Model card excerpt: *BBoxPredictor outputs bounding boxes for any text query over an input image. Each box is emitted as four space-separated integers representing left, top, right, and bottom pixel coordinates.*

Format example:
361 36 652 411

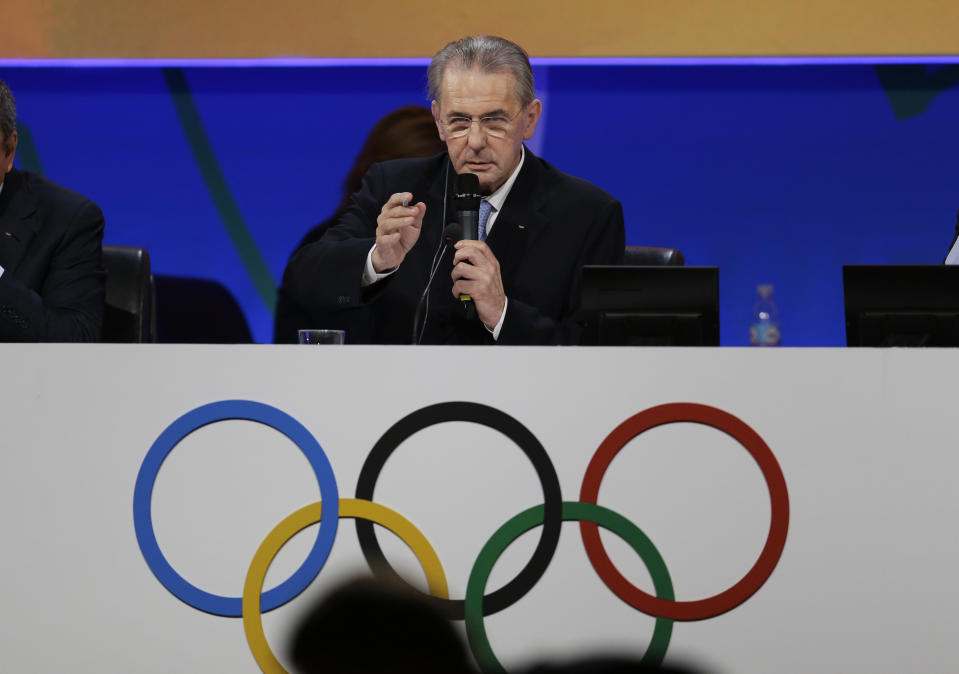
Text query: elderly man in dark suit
283 35 624 345
0 78 105 341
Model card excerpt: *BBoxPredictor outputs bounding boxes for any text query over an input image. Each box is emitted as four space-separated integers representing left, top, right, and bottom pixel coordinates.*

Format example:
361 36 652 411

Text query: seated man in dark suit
0 78 105 341
282 35 624 345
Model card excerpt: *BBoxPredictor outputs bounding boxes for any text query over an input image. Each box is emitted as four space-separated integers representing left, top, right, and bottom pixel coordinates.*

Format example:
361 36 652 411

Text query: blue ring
133 400 339 617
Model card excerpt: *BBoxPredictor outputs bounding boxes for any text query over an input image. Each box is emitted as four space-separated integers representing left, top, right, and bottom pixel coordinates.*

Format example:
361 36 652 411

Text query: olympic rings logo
133 400 789 673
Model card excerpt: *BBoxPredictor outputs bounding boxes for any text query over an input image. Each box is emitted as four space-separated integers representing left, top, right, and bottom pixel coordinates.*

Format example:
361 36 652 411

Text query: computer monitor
843 265 959 347
580 266 719 346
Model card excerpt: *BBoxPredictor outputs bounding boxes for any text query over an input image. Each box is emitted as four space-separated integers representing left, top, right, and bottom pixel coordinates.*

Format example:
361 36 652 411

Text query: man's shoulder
16 169 98 209
1 170 104 237
527 153 619 206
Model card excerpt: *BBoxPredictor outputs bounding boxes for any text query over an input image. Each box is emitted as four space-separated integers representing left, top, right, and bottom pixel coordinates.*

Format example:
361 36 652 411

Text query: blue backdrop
3 60 957 344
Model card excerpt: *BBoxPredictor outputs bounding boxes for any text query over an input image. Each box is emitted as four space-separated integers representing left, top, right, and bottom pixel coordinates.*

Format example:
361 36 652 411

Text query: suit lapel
487 149 547 289
0 169 39 275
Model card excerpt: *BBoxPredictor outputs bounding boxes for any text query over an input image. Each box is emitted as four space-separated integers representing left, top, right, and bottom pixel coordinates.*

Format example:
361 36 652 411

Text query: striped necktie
478 199 493 241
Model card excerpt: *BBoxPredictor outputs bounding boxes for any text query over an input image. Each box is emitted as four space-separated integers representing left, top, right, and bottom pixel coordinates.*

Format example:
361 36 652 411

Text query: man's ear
2 129 17 174
522 99 542 141
431 100 447 142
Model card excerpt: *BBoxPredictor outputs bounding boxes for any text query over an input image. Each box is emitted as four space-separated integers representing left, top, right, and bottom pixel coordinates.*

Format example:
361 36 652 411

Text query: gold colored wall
2 0 957 59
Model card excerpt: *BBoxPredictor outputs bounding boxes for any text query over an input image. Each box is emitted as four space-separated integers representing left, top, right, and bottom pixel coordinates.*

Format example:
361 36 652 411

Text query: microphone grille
454 172 481 210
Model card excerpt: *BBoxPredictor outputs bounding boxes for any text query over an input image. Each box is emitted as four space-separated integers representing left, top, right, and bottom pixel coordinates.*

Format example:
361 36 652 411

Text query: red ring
579 403 789 621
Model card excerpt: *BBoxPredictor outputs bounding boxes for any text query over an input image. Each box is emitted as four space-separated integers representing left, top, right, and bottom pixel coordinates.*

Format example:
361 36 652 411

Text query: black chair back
624 246 685 266
102 245 154 343
153 275 252 343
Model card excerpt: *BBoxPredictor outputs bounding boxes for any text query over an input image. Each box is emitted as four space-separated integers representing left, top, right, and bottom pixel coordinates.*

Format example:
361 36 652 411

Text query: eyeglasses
443 111 518 139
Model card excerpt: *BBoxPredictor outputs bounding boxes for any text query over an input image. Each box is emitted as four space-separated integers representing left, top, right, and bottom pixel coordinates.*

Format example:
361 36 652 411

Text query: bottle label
750 323 781 346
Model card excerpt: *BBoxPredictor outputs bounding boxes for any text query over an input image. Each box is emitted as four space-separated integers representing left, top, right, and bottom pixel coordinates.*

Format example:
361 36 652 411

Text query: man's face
432 67 541 195
1 130 16 179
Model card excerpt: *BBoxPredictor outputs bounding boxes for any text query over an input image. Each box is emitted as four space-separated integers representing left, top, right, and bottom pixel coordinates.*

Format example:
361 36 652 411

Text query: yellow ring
242 498 450 674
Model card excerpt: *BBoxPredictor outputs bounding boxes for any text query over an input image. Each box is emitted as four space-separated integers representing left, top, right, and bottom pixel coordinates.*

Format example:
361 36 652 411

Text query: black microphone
454 172 481 240
442 221 463 243
453 173 481 318
411 222 462 344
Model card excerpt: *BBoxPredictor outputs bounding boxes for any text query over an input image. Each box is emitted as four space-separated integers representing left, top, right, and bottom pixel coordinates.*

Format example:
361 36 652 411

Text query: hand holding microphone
452 173 481 318
451 173 506 329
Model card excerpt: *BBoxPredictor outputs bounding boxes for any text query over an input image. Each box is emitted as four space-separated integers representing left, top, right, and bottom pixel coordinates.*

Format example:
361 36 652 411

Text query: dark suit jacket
274 214 375 344
0 169 105 341
282 149 624 345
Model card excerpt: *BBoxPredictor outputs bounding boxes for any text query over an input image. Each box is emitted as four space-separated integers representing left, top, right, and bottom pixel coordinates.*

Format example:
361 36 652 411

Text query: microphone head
442 221 462 242
453 172 481 211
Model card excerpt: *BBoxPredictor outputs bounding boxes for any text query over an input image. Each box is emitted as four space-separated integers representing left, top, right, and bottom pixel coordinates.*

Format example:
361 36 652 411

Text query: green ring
465 501 675 673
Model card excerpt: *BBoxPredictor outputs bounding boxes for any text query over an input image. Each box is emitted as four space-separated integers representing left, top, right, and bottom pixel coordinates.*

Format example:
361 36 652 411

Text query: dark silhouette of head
287 577 473 674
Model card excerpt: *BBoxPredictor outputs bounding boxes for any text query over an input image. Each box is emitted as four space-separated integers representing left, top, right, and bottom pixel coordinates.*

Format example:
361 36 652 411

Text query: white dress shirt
945 236 959 265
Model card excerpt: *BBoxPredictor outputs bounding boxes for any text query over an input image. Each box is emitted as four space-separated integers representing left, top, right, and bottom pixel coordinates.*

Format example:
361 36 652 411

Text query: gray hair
0 78 15 149
427 35 535 109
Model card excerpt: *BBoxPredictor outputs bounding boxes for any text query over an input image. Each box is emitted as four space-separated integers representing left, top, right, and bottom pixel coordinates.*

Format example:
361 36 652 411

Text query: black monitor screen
580 266 719 346
843 265 959 347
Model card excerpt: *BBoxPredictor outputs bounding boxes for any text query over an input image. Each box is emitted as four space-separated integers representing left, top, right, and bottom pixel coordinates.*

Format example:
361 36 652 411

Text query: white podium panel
0 345 956 673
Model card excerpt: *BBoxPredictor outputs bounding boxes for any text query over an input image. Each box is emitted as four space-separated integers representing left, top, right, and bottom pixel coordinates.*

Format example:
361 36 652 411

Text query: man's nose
466 122 487 150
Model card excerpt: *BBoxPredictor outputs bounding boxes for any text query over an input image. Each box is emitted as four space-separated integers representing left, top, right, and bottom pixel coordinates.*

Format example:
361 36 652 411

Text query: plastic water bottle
749 284 781 346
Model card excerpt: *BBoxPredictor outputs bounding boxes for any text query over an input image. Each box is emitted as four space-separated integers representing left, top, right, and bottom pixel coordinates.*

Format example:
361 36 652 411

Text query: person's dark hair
0 78 16 150
337 105 445 213
428 35 535 109
288 577 473 674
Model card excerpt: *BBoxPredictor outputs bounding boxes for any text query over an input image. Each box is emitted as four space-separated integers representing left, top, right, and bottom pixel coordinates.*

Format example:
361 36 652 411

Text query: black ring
355 401 562 620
